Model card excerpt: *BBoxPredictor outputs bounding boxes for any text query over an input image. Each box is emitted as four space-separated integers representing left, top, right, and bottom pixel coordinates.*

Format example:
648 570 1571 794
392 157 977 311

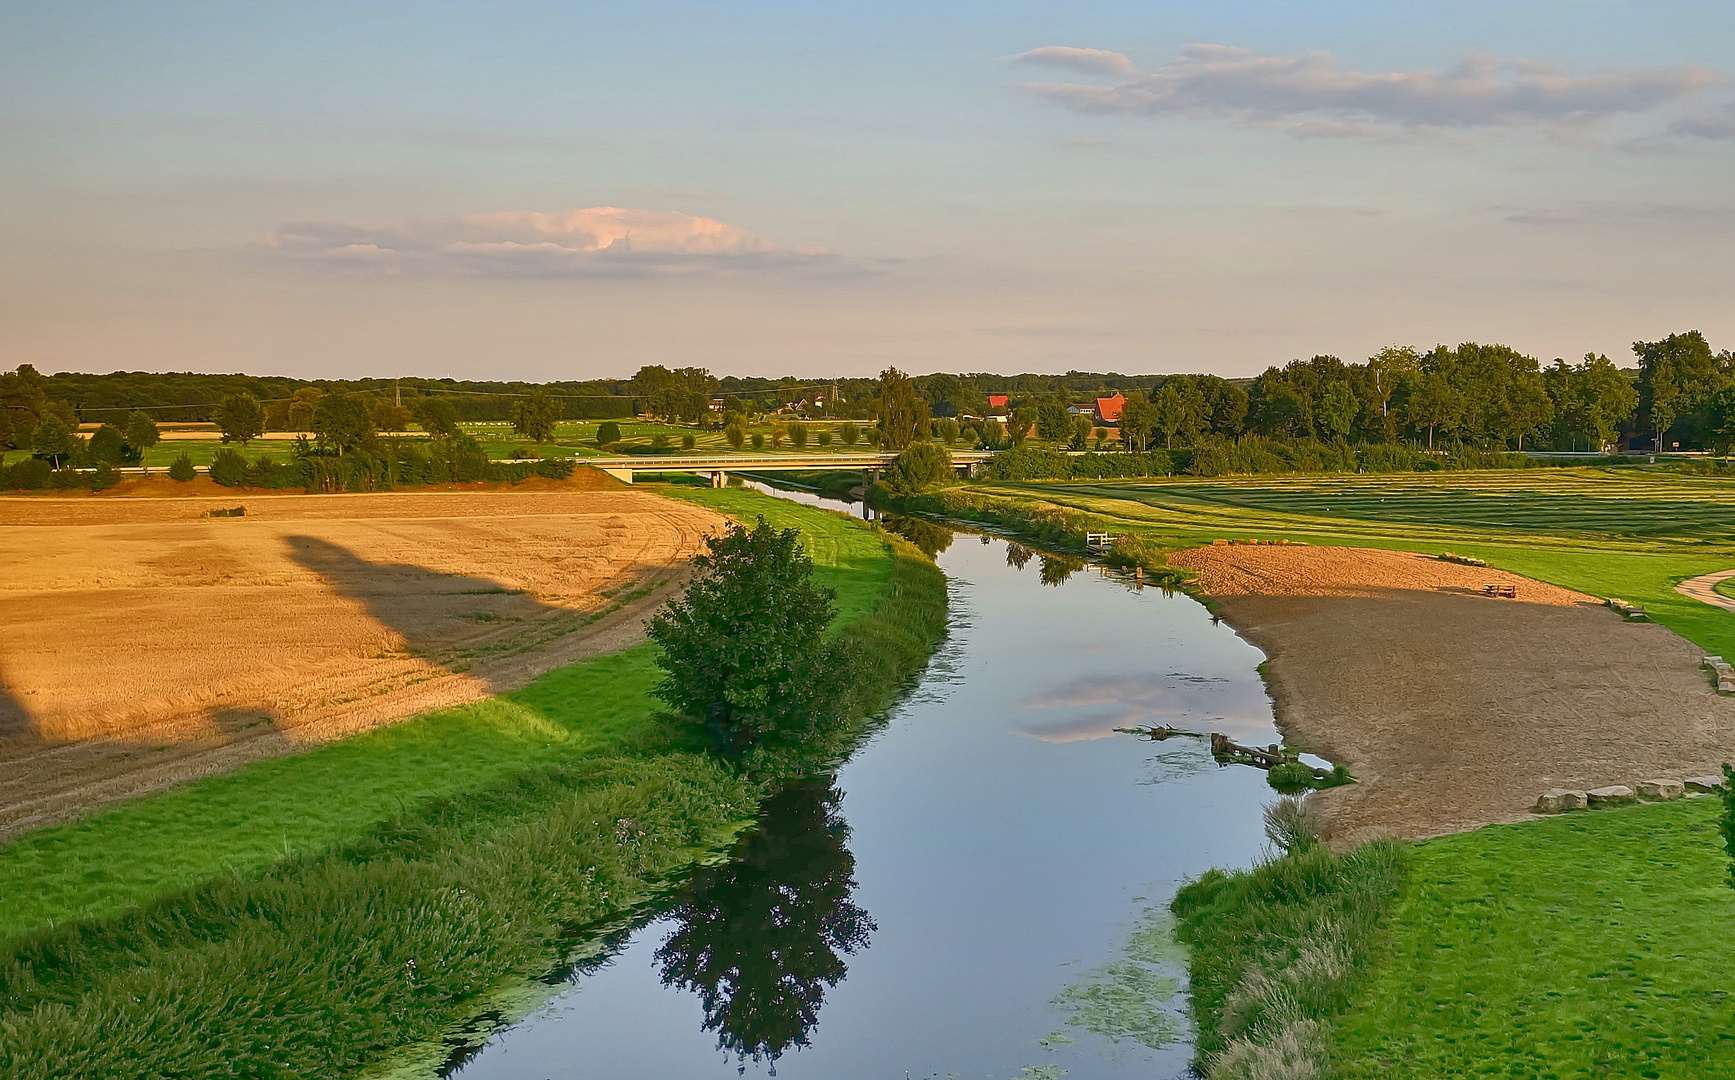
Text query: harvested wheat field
1169 544 1735 840
0 483 724 835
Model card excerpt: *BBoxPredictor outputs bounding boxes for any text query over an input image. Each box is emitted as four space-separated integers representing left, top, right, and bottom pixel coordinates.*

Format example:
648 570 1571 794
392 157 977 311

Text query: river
444 481 1281 1079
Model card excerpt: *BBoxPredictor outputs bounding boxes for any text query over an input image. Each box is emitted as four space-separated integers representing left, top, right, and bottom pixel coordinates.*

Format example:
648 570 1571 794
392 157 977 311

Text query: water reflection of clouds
1017 673 1275 744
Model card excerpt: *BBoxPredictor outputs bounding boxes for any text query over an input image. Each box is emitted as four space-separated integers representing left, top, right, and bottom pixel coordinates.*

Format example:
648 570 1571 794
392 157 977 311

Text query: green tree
724 420 747 450
30 411 77 467
788 423 808 449
937 417 961 446
1036 397 1071 441
875 368 928 451
124 411 160 472
286 388 324 432
88 423 129 465
839 422 860 447
371 399 412 434
167 452 196 481
312 394 375 455
751 432 765 450
213 393 265 445
1154 379 1207 449
1006 406 1036 448
0 364 47 450
647 517 838 753
1069 414 1092 450
410 396 460 438
1404 372 1461 449
879 441 952 497
1317 382 1358 441
510 389 561 444
1635 330 1721 451
596 420 622 447
1366 345 1421 440
1118 392 1156 452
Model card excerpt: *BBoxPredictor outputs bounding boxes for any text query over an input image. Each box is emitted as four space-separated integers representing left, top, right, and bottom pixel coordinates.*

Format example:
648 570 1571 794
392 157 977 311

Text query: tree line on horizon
3 329 1732 459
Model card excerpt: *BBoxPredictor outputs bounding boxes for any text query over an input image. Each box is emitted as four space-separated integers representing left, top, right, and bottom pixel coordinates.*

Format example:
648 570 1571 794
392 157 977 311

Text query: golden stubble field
0 483 724 835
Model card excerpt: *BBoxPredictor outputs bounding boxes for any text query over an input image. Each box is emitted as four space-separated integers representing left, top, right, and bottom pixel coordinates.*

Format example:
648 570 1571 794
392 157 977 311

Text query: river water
447 483 1280 1080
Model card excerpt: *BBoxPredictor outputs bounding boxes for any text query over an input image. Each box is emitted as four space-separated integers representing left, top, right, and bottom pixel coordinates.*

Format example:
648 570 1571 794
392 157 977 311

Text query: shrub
789 423 808 449
878 441 952 497
751 432 765 450
6 458 51 489
1263 795 1322 854
681 433 697 451
1266 761 1317 792
816 430 832 447
596 421 621 447
88 463 120 491
651 433 670 450
167 453 196 482
208 448 249 487
839 423 859 447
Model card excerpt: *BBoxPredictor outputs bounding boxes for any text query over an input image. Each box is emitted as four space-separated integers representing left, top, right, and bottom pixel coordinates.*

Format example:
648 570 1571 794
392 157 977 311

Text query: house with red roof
1094 394 1126 424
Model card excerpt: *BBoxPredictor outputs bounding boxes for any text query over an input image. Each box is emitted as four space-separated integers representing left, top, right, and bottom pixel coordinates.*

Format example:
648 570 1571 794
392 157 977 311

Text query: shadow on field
282 535 573 666
0 678 30 742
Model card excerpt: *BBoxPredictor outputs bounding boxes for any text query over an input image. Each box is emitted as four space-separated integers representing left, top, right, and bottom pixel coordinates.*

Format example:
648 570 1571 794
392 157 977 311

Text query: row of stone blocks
1704 655 1735 694
1535 776 1723 813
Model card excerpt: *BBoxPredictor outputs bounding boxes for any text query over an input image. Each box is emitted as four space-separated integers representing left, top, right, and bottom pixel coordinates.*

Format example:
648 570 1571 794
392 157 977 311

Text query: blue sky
2 1 1731 379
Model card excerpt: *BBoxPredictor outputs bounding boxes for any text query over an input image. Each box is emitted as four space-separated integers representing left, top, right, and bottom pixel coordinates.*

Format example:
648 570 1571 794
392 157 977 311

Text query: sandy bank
1169 544 1735 840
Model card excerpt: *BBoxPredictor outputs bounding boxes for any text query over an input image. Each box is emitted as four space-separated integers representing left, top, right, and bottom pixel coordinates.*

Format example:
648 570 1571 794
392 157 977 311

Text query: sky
2 1 1732 381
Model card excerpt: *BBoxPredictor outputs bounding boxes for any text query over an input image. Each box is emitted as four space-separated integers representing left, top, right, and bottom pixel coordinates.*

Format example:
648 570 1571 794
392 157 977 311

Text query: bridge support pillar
862 468 880 490
601 468 635 484
709 470 728 488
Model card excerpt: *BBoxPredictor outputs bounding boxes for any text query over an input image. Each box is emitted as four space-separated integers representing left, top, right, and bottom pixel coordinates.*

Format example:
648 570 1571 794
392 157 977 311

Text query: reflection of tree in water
1005 541 1034 570
879 514 953 558
655 780 875 1072
1039 553 1084 586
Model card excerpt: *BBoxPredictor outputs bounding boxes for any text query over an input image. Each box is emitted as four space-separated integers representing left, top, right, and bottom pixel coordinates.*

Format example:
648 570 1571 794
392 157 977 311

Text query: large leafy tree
509 388 561 443
1117 392 1156 452
312 394 375 455
648 517 838 753
879 441 952 496
0 364 47 450
410 395 460 438
30 411 77 467
1153 378 1207 449
1404 372 1461 449
124 411 160 471
875 367 928 450
1635 330 1722 451
213 392 264 445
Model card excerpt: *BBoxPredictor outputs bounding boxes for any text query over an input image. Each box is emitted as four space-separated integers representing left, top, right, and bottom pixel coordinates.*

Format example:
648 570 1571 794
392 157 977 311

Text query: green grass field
0 484 893 942
1334 797 1735 1078
979 467 1735 657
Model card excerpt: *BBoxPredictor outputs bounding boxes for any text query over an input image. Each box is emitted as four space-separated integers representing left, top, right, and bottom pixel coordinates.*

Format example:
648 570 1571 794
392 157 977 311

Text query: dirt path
1169 545 1735 840
1676 569 1735 615
0 485 724 837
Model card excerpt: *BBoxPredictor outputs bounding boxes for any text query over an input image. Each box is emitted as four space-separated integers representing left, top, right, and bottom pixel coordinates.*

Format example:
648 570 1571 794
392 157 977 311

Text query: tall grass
0 514 949 1079
1171 832 1409 1079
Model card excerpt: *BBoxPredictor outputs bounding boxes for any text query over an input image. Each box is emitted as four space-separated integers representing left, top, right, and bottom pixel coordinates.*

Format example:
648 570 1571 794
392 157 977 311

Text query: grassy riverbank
1334 797 1735 1077
1173 834 1409 1078
0 486 947 1079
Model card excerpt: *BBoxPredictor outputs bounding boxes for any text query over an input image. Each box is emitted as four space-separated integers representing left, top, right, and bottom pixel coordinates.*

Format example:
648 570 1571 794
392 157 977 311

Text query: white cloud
1010 46 1138 78
1016 44 1719 139
261 206 827 277
1672 104 1735 139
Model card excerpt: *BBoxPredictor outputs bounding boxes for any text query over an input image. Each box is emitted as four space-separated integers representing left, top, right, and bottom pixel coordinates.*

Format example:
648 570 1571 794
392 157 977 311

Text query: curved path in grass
1675 569 1735 614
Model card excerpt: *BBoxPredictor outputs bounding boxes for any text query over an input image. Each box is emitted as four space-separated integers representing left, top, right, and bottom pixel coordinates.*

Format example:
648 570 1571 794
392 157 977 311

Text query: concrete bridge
578 450 996 487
